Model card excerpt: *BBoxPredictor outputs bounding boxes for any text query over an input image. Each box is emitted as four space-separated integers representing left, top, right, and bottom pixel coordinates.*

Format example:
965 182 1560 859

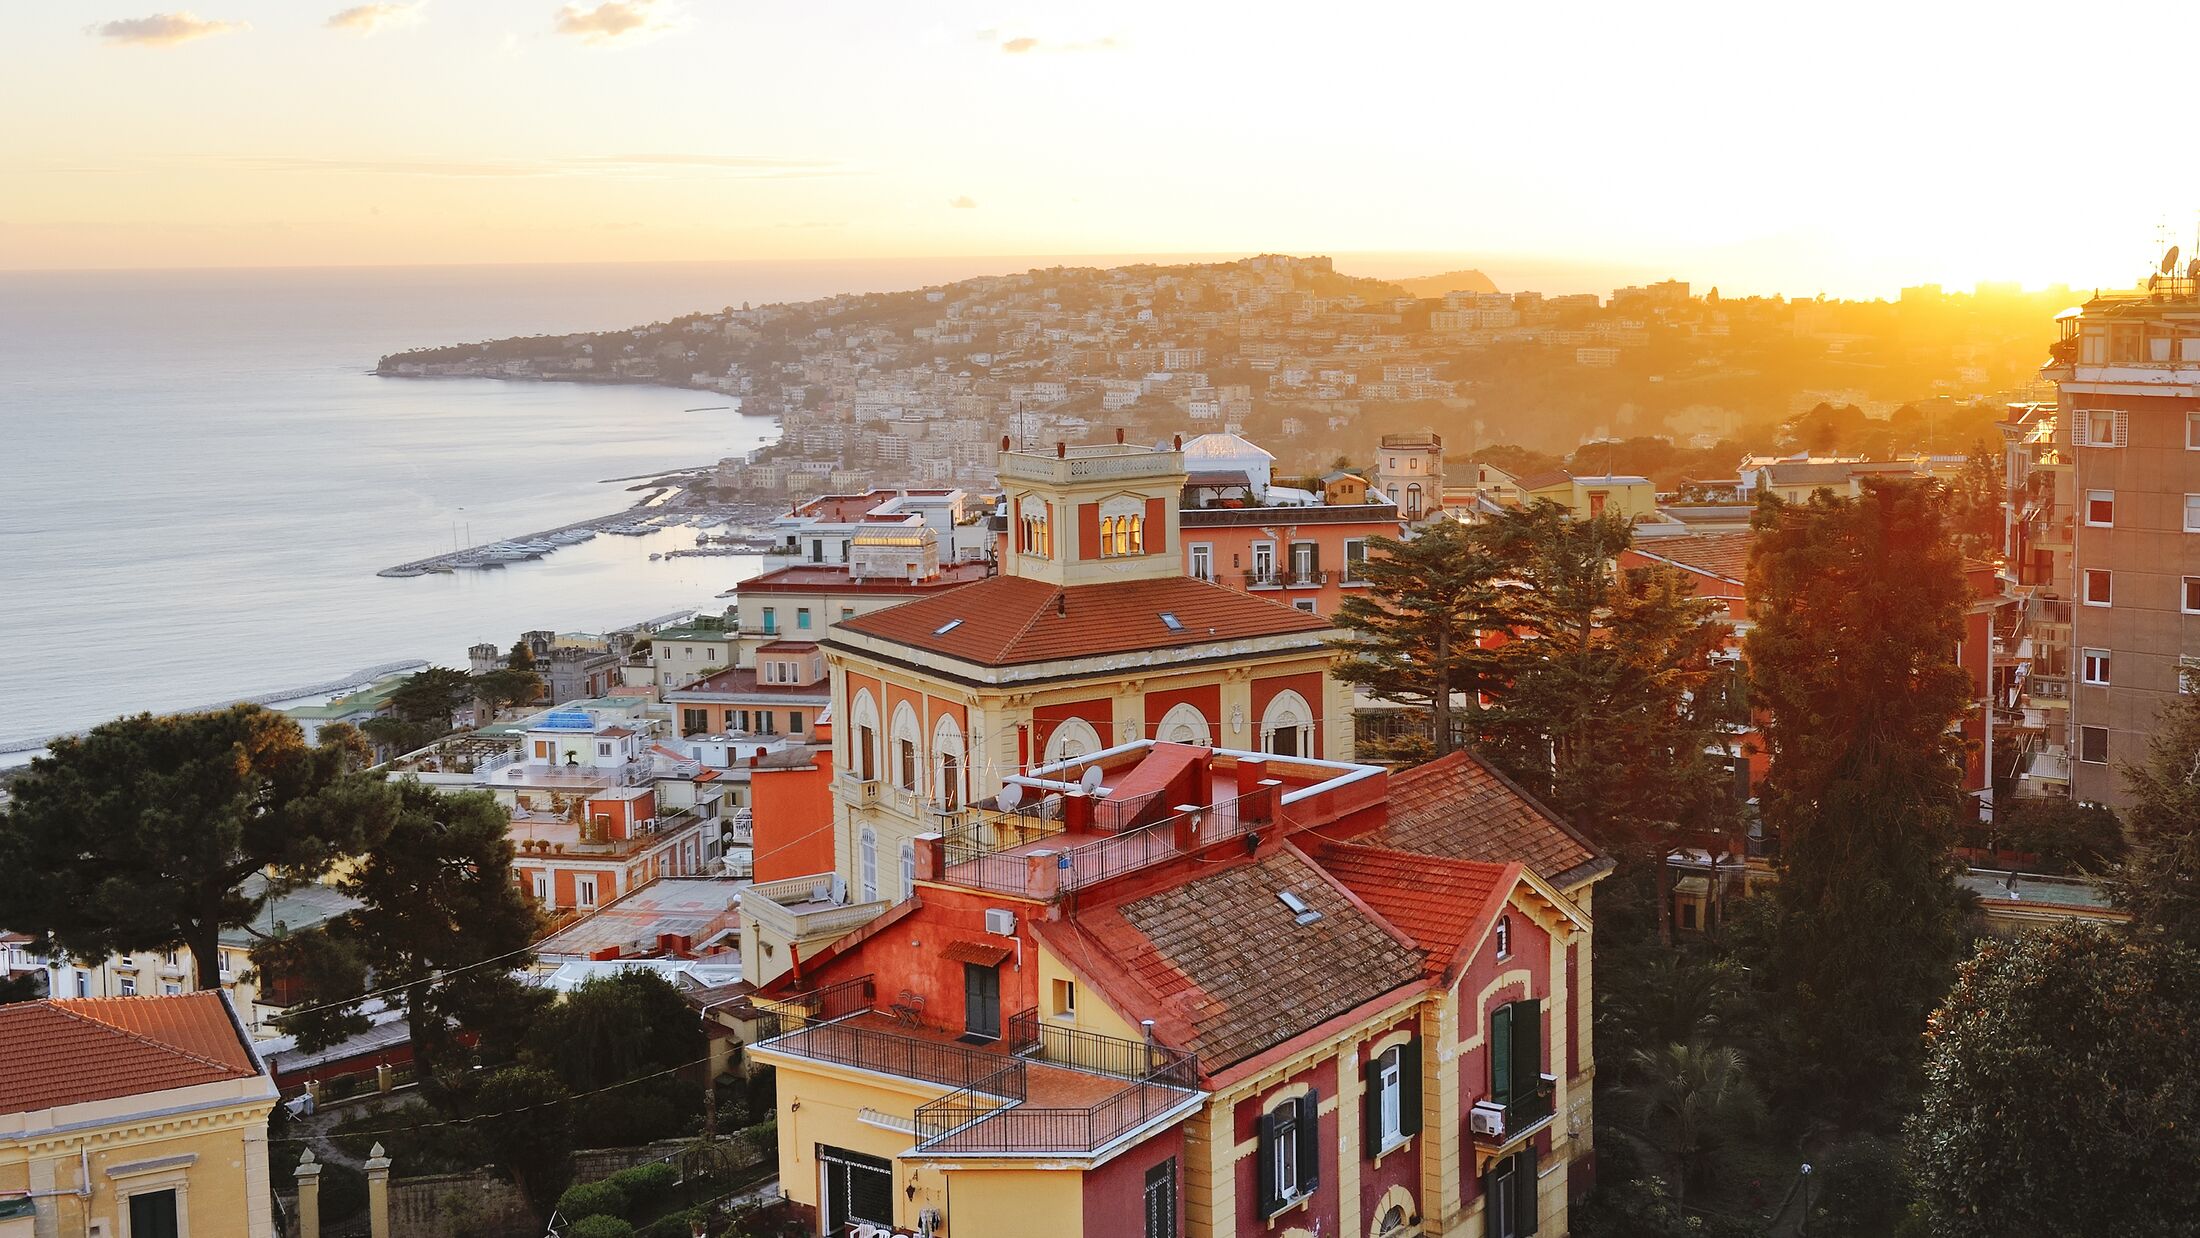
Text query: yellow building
749 743 1611 1238
1513 470 1660 523
741 438 1355 986
0 991 278 1238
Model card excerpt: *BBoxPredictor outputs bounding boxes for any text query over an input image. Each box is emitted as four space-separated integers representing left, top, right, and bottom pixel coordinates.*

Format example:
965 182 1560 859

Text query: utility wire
267 944 540 1024
267 1055 712 1142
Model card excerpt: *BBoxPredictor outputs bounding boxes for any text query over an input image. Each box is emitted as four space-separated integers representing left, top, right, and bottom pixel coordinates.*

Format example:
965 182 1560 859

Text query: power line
267 944 540 1024
268 1055 711 1142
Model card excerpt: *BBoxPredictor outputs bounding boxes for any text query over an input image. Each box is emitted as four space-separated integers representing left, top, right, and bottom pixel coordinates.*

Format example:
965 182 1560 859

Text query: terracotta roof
1038 849 1422 1073
1515 469 1574 491
1366 751 1608 889
667 667 829 698
831 574 1329 667
1184 470 1252 488
1316 844 1516 980
938 938 1014 967
738 562 993 595
1627 531 1756 583
0 993 261 1113
1764 461 1855 487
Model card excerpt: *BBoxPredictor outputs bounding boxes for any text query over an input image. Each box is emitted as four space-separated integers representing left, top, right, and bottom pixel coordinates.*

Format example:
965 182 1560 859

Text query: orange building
749 713 838 883
749 740 1610 1238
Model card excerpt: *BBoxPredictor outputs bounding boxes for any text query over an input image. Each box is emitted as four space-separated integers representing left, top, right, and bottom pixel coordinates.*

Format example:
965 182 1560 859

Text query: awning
939 938 1013 967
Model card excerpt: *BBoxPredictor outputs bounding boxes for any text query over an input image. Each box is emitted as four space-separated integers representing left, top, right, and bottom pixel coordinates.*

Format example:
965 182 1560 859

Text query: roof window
1277 890 1322 925
934 619 964 636
1159 611 1184 632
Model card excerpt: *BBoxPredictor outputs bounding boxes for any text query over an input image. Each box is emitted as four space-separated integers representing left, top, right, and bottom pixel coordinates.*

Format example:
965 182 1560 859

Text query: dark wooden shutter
1256 1111 1278 1215
1145 496 1169 553
1490 1003 1514 1110
1510 999 1543 1121
1296 1090 1322 1195
1482 1165 1501 1238
1516 1145 1540 1235
1400 1038 1423 1136
1362 1055 1384 1156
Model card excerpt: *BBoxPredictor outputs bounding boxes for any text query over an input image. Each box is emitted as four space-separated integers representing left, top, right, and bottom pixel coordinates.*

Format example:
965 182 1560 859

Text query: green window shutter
1363 1056 1385 1156
1516 1146 1540 1235
1490 1003 1514 1109
1510 999 1543 1122
1400 1038 1423 1136
1483 1166 1502 1238
1296 1090 1322 1195
1256 1111 1278 1214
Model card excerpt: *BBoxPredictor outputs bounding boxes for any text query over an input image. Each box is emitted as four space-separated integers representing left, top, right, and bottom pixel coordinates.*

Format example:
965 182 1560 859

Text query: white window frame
2085 490 2115 528
899 841 915 898
533 873 552 905
2188 410 2200 450
859 827 878 903
2084 568 2113 607
2185 577 2200 616
2185 495 2200 533
2076 409 2128 448
576 877 598 908
1495 914 1512 961
1269 1103 1301 1204
2082 647 2111 686
1189 543 1213 583
1293 599 1317 614
2181 655 2200 695
1377 1047 1405 1147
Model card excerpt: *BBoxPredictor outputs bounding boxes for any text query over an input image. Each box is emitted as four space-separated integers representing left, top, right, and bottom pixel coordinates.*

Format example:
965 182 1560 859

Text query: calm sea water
0 260 1036 747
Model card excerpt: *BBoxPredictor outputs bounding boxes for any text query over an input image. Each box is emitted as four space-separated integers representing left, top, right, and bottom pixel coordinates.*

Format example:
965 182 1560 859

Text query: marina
377 507 780 577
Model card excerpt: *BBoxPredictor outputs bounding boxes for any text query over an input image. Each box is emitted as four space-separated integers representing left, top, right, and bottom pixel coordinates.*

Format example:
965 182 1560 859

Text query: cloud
326 3 424 34
948 196 978 209
89 12 247 46
998 34 1120 54
206 153 842 180
552 0 670 43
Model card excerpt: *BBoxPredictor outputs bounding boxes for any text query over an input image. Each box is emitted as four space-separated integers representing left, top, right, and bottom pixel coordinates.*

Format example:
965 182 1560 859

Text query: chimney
913 832 945 883
1000 435 1011 451
1115 427 1126 444
1171 803 1204 852
1025 849 1063 900
1056 441 1067 458
1062 790 1093 833
1172 433 1183 450
1056 593 1068 617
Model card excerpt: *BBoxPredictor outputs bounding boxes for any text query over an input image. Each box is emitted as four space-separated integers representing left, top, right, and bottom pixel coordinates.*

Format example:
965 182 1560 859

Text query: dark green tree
1471 502 1738 852
472 667 545 715
1941 440 2004 561
1998 797 2123 874
473 1064 573 1215
528 971 706 1145
1614 1041 1764 1210
1745 481 1974 1121
1330 520 1508 755
1908 923 2200 1238
388 667 476 733
507 640 537 672
0 707 389 987
2110 684 2200 949
252 782 546 1088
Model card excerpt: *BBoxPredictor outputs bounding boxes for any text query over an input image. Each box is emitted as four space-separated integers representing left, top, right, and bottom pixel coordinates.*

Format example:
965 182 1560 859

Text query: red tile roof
739 562 993 594
1627 531 1756 584
1317 844 1516 980
667 667 829 698
1032 848 1423 1073
938 938 1014 967
832 574 1329 667
1367 751 1609 889
0 992 262 1113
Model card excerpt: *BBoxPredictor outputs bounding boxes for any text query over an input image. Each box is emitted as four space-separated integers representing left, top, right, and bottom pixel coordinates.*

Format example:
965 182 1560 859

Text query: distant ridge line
0 660 430 755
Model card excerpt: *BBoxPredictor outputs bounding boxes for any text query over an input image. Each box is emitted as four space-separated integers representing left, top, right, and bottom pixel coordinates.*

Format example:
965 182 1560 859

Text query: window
1052 977 1077 1019
1495 914 1512 960
1252 542 1276 583
74 970 88 997
163 983 181 996
2186 578 2200 614
1490 998 1546 1127
2079 408 2127 447
898 738 917 790
597 740 612 758
2186 495 2200 533
2085 568 2112 607
576 877 598 908
842 607 855 621
1293 599 1317 614
2083 648 2111 686
819 1147 893 1233
1143 1160 1178 1238
857 724 877 781
1343 538 1368 582
129 1189 181 1238
1257 1091 1320 1214
2188 411 2200 449
119 977 136 996
790 711 805 733
1189 543 1213 582
899 842 915 897
1483 1147 1539 1238
1364 1042 1421 1153
1289 541 1318 583
940 752 960 810
2080 725 2109 764
797 607 812 630
2086 490 2115 527
963 962 1001 1040
859 828 878 902
761 606 776 633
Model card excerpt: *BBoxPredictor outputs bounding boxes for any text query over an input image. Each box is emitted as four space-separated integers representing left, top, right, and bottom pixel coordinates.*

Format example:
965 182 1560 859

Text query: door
129 1190 180 1238
963 962 1001 1040
819 1146 893 1233
1144 1158 1179 1238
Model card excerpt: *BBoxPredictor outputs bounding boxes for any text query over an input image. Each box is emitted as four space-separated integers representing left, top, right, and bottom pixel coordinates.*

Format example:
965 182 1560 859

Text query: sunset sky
5 0 2198 296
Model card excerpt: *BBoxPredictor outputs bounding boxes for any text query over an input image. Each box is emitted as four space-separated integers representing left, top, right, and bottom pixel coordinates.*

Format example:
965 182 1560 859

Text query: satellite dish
997 782 1024 812
2150 273 2162 292
2166 246 2183 276
1079 765 1105 794
2185 258 2198 283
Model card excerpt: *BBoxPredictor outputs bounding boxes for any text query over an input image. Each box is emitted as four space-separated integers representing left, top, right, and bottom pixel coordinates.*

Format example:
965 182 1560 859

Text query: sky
5 0 2199 297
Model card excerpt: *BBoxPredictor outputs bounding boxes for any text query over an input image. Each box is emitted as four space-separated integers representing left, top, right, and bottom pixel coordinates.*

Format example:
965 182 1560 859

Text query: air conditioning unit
983 908 1016 936
1468 1100 1507 1139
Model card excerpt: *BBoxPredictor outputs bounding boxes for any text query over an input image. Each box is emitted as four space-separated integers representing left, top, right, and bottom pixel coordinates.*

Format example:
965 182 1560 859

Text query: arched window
933 715 966 811
890 703 922 792
1098 496 1147 558
1260 690 1313 758
899 841 916 897
1043 716 1103 765
858 826 878 902
1018 496 1052 559
851 689 881 783
1405 482 1423 517
1495 914 1511 961
1156 702 1212 746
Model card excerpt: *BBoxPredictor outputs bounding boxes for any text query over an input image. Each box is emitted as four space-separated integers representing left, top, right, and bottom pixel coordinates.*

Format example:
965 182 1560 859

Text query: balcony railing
908 1012 1200 1154
1286 569 1328 588
752 974 876 1037
938 791 1274 901
1469 1075 1558 1148
1244 568 1283 589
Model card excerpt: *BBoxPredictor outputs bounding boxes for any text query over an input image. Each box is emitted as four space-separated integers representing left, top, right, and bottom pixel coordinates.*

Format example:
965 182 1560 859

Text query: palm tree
1618 1041 1764 1209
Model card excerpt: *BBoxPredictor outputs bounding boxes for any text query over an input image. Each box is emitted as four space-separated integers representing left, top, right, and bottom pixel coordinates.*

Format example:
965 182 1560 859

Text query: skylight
934 619 964 636
1159 611 1184 632
1277 890 1322 925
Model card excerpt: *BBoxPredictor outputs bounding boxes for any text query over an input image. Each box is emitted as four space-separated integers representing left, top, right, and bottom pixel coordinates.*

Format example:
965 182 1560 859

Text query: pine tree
1745 480 1973 1121
0 706 390 987
2109 685 2200 949
1330 520 1507 755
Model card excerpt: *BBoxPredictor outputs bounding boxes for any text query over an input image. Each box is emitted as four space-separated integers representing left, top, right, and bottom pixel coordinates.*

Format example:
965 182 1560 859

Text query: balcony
1286 568 1328 589
1468 1075 1558 1150
758 991 1201 1158
741 873 892 942
839 772 882 807
1243 568 1283 589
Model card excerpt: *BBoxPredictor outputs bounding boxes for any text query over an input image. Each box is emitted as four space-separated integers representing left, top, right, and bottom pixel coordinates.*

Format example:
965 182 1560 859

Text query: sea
0 259 1050 753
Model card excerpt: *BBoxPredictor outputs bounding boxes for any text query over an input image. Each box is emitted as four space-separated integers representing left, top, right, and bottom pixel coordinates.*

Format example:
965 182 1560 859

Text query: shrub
608 1161 678 1208
316 1161 369 1223
570 1217 636 1238
638 1209 705 1238
556 1180 630 1222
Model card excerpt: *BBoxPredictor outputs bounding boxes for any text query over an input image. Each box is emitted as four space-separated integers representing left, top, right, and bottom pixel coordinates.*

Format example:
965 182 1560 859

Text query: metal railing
1006 1011 1198 1086
752 974 876 1037
939 792 1273 901
1286 569 1328 587
909 1017 1199 1154
1243 568 1283 589
770 1017 1019 1092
